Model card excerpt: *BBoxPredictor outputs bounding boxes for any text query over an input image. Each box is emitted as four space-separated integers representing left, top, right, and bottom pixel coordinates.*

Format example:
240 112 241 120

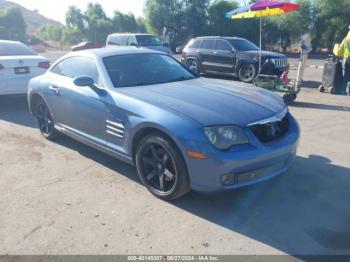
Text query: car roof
108 33 155 37
66 46 164 59
0 40 23 45
194 36 246 41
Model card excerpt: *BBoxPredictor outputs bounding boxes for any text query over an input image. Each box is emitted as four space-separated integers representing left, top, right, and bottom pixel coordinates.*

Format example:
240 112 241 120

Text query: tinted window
201 40 216 50
188 39 201 49
0 42 37 56
108 35 128 45
51 57 100 84
104 53 196 88
227 39 259 51
135 35 162 46
216 40 232 51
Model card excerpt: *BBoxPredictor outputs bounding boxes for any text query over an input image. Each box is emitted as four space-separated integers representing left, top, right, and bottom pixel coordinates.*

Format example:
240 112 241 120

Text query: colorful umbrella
226 0 299 20
226 0 300 72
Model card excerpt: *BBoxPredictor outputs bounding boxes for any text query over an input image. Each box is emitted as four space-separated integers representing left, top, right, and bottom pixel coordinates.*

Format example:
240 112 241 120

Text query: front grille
249 115 289 143
271 58 288 68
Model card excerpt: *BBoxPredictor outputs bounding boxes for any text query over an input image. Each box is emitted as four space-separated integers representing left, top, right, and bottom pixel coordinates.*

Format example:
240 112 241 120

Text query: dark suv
181 36 288 83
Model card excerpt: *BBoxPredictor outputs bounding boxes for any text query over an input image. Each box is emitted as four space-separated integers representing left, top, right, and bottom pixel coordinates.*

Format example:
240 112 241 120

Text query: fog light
222 174 235 186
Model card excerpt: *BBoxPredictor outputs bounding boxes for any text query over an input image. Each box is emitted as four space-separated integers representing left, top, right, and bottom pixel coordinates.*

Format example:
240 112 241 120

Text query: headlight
203 126 249 150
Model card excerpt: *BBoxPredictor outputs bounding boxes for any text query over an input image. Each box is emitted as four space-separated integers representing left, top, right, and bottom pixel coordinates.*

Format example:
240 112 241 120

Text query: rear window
108 35 129 46
201 40 216 50
188 39 201 49
0 42 37 56
135 35 162 47
227 39 259 51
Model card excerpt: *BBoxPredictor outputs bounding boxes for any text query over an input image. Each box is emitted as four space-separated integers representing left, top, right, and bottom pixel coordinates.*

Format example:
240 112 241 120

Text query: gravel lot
0 52 349 255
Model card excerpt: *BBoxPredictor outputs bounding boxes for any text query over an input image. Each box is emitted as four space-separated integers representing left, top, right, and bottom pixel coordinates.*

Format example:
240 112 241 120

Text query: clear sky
9 0 147 23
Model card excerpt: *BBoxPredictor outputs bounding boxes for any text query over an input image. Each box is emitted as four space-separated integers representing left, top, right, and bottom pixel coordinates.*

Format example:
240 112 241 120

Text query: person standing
339 25 350 83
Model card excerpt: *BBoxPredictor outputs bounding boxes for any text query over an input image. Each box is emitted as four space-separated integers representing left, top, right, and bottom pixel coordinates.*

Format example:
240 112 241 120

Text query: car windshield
0 42 37 56
228 39 259 51
104 53 197 88
135 35 163 46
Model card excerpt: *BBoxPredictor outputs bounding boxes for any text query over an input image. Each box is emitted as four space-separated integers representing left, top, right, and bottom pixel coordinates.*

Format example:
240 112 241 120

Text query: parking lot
0 52 350 255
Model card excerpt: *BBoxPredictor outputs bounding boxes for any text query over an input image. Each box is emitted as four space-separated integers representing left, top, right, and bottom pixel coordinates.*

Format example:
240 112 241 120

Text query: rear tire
318 85 325 93
34 98 60 140
135 133 190 201
239 63 257 83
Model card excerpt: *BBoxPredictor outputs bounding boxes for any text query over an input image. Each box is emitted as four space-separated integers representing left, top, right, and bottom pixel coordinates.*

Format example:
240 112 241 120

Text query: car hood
243 50 286 59
117 78 286 127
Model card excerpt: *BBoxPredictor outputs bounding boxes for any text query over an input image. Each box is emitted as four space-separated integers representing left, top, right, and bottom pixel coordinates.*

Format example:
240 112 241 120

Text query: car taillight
0 64 4 70
38 61 51 69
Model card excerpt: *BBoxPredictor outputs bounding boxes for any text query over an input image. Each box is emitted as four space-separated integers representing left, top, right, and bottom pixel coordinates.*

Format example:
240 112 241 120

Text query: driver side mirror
73 76 95 87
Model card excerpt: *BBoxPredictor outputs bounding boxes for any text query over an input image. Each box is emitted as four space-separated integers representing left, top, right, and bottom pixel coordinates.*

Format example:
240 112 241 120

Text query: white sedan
0 40 50 95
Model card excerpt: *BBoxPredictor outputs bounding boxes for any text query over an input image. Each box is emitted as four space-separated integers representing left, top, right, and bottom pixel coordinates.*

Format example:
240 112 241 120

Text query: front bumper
261 64 289 77
181 114 300 193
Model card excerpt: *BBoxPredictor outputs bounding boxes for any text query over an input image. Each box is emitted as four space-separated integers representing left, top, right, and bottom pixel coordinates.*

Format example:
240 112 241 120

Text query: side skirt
204 70 237 77
55 124 134 165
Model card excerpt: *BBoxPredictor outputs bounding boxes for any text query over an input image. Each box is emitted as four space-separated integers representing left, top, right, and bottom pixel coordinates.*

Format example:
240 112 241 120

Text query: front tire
238 63 257 83
35 99 60 140
135 133 190 201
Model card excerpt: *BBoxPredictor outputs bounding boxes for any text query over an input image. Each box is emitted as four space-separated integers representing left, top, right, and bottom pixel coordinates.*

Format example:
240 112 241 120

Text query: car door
48 56 107 146
199 39 217 72
212 40 237 74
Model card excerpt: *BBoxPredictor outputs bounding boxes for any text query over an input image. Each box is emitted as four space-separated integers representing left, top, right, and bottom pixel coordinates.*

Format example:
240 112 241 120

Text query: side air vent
106 120 125 139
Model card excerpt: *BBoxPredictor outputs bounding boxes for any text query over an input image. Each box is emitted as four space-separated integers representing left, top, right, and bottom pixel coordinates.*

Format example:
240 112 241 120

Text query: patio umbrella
226 0 300 72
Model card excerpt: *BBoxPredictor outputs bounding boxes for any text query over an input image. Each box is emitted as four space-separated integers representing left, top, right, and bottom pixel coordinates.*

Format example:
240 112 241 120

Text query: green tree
312 0 350 51
0 7 26 42
112 11 140 32
145 0 184 41
66 6 85 32
145 0 210 44
183 0 210 38
262 0 312 52
84 3 113 44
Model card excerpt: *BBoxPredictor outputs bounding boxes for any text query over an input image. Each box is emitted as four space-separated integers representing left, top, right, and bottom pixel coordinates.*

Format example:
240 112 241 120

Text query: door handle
49 85 60 94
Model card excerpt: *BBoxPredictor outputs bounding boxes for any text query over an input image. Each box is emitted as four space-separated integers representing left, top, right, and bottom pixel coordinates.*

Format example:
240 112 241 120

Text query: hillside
0 0 62 35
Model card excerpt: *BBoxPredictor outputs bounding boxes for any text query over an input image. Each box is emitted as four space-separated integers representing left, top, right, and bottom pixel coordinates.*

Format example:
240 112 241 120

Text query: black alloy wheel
35 99 59 140
239 63 257 83
136 134 190 200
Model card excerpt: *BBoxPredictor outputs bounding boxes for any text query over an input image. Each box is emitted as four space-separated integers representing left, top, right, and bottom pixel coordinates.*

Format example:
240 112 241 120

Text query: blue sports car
28 47 300 200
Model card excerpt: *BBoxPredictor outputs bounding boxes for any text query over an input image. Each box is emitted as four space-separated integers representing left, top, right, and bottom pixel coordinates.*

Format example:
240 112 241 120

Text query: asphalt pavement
0 50 349 255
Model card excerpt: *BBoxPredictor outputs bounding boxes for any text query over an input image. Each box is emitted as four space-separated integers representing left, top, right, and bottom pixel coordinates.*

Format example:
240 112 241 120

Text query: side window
201 40 216 50
119 35 129 45
189 39 201 49
216 40 232 52
108 36 119 45
51 57 101 85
